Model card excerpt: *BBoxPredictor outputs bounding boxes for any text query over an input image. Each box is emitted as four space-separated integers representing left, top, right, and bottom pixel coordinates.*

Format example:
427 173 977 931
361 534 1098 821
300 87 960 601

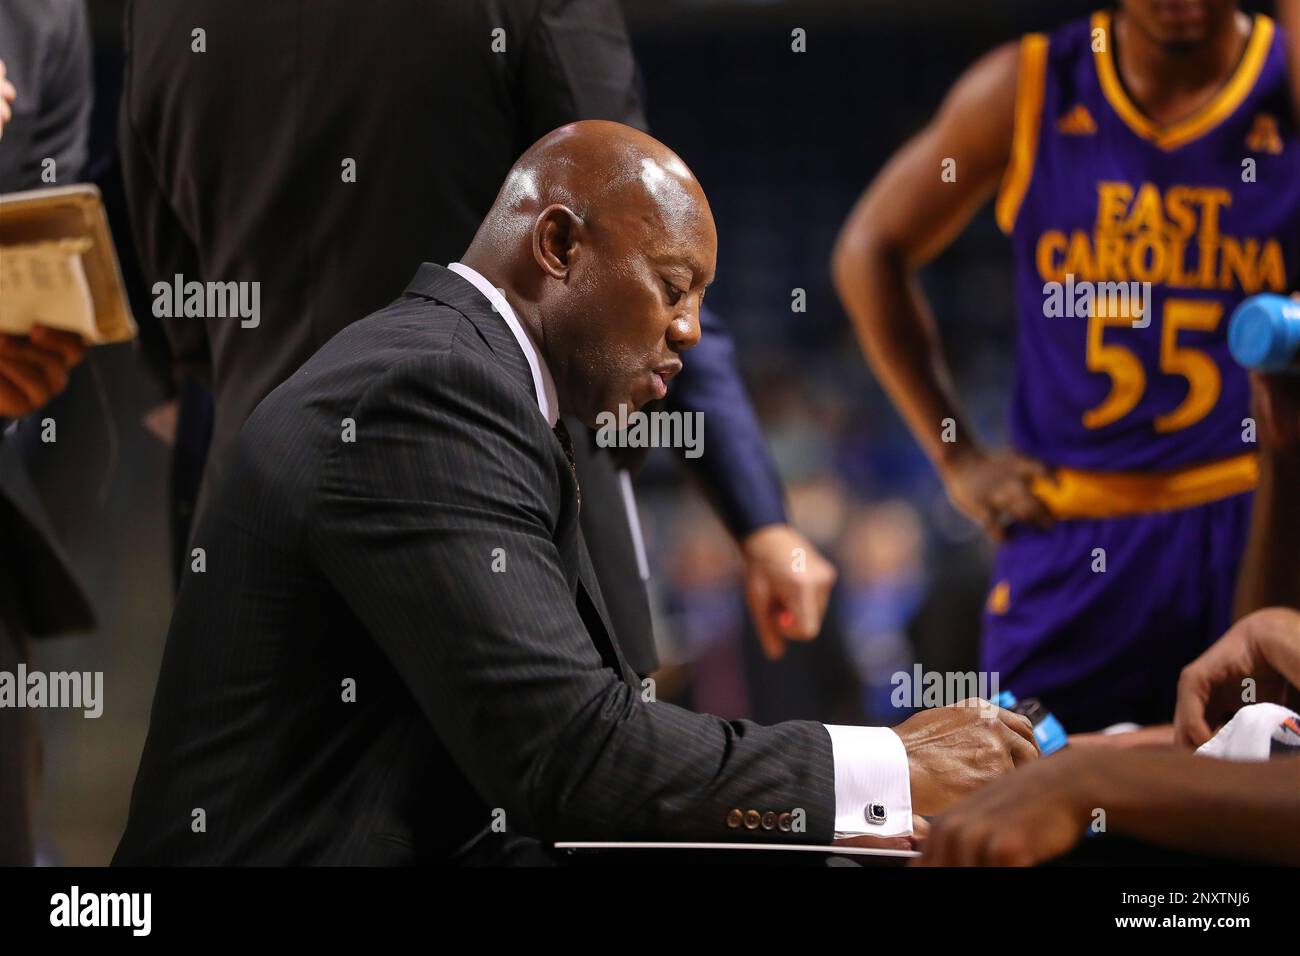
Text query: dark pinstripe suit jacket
113 265 835 865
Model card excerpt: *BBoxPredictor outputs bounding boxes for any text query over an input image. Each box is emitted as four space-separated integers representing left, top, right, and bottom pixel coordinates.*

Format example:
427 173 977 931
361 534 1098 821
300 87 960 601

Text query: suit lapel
403 263 641 691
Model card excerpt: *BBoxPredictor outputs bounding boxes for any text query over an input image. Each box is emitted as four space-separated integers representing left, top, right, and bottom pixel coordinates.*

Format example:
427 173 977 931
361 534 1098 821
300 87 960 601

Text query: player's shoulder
959 12 1095 92
934 40 1021 146
942 14 1100 132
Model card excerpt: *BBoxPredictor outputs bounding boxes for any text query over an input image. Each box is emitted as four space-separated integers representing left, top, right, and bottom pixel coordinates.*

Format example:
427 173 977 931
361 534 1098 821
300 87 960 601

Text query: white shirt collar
447 262 559 427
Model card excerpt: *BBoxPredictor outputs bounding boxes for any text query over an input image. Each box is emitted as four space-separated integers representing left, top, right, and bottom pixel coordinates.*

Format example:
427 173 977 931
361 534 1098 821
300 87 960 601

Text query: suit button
726 808 743 828
778 812 792 832
743 810 761 830
761 811 777 830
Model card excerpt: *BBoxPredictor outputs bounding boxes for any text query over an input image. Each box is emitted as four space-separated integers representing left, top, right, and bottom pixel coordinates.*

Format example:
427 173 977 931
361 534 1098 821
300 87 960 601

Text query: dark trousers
0 577 37 865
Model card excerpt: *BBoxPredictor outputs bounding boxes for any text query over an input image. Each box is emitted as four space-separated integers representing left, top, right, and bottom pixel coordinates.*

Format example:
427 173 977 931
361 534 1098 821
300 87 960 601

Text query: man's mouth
649 360 682 400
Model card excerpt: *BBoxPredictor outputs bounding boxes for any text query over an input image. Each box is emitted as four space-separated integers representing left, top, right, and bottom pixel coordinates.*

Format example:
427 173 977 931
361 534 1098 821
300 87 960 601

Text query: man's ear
532 204 582 280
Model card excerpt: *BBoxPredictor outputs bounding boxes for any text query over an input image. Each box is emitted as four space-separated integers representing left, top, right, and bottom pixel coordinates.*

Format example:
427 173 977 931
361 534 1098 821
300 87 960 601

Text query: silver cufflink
865 803 888 826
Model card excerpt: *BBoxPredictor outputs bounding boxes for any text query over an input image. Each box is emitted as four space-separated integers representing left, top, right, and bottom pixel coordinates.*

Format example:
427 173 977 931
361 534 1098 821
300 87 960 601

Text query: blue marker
1228 293 1300 373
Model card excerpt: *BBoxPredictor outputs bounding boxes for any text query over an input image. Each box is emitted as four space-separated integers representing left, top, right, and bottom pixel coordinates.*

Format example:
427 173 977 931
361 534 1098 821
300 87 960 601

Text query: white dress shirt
446 262 913 837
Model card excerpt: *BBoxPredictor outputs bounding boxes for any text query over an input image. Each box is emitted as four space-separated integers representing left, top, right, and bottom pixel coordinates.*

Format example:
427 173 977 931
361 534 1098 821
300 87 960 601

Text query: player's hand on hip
895 699 1039 816
1174 607 1299 748
0 326 87 418
939 446 1053 541
740 523 837 660
916 749 1094 867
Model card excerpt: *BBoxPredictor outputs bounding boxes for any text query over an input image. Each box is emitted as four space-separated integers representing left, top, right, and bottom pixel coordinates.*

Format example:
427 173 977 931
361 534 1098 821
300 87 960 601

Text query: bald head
462 121 716 427
484 120 707 244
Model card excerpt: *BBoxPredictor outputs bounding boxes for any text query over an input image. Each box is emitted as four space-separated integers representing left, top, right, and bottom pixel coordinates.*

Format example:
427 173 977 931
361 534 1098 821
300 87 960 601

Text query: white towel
1195 702 1300 761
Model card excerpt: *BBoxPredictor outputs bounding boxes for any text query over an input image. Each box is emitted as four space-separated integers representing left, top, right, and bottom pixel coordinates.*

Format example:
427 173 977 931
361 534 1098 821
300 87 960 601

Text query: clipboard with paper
0 183 137 345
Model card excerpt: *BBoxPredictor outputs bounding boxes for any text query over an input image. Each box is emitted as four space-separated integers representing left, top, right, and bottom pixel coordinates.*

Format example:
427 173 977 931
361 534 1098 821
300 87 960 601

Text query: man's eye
663 280 685 305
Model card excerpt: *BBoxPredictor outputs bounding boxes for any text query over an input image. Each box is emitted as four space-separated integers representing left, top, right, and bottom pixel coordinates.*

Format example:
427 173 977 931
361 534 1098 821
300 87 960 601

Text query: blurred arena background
36 0 1244 863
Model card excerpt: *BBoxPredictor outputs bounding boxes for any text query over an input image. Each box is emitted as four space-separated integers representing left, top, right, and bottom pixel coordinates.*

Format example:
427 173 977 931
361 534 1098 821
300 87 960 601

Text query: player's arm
1233 373 1300 617
831 42 1051 539
919 746 1300 866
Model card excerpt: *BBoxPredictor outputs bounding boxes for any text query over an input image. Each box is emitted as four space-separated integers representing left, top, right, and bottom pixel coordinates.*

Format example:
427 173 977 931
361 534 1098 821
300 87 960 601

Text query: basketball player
833 0 1300 730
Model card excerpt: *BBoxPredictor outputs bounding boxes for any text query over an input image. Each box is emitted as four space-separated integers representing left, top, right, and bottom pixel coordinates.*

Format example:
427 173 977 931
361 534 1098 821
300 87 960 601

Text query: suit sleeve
667 305 789 538
518 0 648 137
310 351 835 843
118 8 211 383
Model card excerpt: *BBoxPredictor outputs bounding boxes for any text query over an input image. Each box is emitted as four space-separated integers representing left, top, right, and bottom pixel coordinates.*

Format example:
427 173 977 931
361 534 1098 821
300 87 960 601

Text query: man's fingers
993 706 1037 748
28 326 86 365
1174 671 1214 748
1005 484 1054 531
0 362 55 409
0 333 79 370
754 613 785 660
746 578 786 661
0 377 34 415
782 580 822 640
1006 728 1040 765
0 356 63 404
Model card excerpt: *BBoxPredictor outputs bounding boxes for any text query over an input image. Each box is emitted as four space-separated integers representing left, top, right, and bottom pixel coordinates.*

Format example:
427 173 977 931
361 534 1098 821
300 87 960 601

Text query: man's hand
0 58 14 138
0 326 87 417
917 748 1094 866
940 447 1053 541
894 700 1039 815
1174 607 1300 748
739 523 837 660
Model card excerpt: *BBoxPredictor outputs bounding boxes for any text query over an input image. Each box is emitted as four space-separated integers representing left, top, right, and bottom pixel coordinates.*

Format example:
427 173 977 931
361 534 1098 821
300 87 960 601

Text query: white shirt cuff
824 724 913 837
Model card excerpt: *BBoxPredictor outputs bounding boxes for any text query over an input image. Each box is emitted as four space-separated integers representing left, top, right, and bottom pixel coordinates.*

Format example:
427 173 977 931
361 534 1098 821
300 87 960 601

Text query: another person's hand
0 326 87 417
739 523 837 660
1174 607 1300 748
1250 370 1300 451
940 446 1053 541
0 58 14 138
917 748 1095 866
894 700 1039 815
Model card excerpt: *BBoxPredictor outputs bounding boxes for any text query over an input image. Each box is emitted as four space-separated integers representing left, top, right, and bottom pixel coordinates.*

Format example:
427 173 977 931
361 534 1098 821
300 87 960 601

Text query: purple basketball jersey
999 11 1300 472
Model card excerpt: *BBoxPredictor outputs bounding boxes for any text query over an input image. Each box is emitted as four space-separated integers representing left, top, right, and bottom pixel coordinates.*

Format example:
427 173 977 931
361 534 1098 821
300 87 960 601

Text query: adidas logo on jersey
1246 113 1284 155
1057 104 1097 135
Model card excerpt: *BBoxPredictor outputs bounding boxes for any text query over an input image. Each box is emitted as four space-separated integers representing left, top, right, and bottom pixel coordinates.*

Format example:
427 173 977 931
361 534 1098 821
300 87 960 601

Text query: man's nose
668 305 702 352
